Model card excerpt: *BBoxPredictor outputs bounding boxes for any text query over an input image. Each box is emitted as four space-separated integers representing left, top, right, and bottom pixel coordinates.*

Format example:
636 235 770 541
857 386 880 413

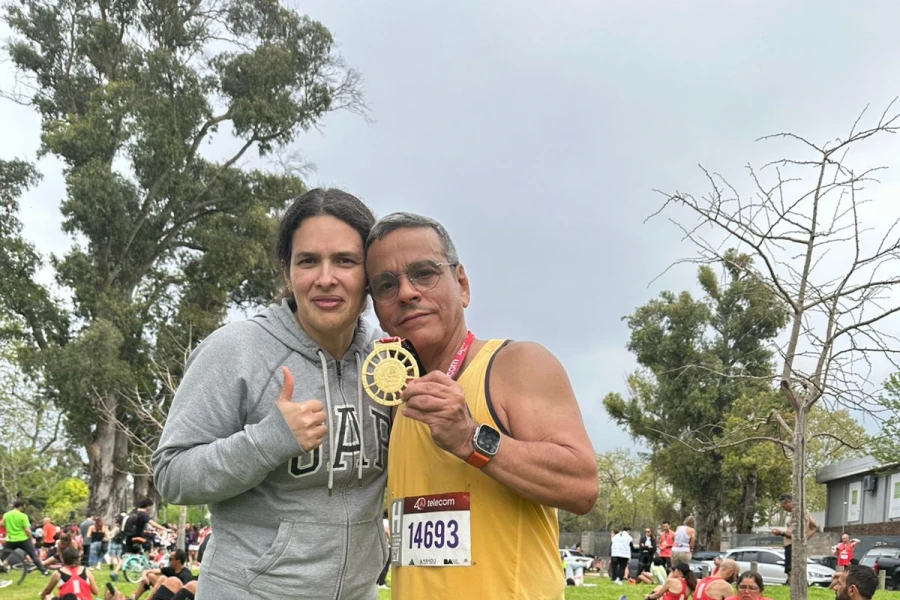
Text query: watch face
476 425 501 455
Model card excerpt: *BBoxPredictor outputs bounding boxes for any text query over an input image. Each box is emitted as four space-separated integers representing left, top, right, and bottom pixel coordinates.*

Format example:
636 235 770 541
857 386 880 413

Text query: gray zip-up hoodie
151 300 390 600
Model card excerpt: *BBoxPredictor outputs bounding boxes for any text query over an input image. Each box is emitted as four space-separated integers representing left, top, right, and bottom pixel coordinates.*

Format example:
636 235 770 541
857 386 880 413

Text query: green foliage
160 503 208 526
0 347 83 511
44 478 89 523
0 0 362 516
604 251 791 542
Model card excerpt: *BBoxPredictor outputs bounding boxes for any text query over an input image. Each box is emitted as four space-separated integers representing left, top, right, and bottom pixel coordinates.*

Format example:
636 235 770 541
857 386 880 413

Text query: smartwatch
465 424 501 468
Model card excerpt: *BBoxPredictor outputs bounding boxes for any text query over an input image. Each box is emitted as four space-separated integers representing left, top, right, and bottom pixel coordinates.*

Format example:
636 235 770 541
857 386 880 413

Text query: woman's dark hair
274 188 376 310
61 545 81 566
674 562 698 592
653 556 665 567
738 571 764 592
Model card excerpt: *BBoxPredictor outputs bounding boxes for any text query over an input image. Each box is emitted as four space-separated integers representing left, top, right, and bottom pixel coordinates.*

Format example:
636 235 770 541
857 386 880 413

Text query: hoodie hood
251 299 376 361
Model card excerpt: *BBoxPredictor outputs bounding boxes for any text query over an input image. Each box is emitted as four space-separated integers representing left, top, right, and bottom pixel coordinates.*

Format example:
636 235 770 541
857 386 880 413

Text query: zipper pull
335 361 342 379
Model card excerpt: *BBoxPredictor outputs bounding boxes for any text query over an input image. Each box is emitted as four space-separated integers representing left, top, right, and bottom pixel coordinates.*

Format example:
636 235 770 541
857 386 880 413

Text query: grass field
3 569 898 599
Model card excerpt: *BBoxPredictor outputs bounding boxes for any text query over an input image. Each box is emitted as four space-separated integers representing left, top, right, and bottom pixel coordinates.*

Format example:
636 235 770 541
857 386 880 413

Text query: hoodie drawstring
356 351 366 485
317 350 336 496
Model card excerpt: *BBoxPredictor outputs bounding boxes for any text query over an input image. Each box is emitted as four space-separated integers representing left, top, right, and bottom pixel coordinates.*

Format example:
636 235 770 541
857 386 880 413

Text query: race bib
390 492 471 567
840 552 849 560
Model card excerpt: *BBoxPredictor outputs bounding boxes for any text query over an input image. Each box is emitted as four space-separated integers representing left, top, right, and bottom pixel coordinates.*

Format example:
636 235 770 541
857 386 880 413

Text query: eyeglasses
738 586 760 592
368 260 458 304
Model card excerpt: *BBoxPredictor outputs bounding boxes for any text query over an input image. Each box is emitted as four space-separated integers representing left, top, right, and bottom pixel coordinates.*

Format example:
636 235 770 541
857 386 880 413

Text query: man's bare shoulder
490 340 566 381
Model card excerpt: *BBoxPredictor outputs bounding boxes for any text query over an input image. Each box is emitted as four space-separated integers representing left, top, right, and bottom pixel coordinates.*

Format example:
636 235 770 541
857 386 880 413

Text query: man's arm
806 511 818 540
401 341 598 514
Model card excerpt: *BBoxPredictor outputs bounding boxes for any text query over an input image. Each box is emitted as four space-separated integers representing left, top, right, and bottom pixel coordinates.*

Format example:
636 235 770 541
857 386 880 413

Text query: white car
560 549 593 571
722 547 835 587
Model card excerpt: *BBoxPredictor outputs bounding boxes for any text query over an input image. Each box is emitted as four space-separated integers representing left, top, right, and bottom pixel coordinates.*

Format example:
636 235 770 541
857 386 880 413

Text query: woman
186 524 200 568
85 516 109 568
152 189 388 599
638 527 657 574
725 571 774 600
638 556 668 585
39 545 99 600
643 562 697 600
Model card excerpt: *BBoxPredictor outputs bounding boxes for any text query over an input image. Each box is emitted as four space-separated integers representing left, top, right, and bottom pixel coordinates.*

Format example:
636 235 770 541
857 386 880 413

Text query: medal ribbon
445 330 474 380
376 330 474 379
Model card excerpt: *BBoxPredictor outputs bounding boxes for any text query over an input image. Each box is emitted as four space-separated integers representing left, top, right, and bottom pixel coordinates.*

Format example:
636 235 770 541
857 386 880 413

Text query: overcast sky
4 0 900 453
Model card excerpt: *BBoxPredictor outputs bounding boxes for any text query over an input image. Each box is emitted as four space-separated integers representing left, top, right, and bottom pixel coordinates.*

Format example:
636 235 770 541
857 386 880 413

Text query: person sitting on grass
131 549 194 600
106 579 199 600
642 562 697 600
39 546 100 600
41 533 74 569
724 571 773 600
638 557 669 586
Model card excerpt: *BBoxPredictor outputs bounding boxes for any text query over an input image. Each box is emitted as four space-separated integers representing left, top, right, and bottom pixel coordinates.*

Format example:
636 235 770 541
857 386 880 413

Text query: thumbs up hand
275 366 327 452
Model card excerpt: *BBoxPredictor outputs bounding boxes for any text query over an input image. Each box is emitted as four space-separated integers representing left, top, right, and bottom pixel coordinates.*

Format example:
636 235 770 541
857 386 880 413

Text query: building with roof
816 455 900 535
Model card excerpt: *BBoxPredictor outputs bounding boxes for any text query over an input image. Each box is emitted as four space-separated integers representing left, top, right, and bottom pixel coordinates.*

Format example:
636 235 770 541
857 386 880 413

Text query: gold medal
362 338 420 406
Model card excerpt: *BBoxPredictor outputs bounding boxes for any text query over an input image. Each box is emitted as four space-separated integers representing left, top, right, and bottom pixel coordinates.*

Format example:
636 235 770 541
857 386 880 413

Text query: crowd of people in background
1 496 210 599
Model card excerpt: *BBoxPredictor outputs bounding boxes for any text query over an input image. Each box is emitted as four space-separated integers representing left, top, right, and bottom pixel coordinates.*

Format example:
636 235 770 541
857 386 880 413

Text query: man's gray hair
367 212 460 263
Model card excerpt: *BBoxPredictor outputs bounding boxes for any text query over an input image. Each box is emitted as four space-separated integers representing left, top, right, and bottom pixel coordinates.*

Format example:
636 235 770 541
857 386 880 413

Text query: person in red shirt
644 563 698 600
694 559 739 600
657 521 675 571
41 518 57 550
835 534 861 571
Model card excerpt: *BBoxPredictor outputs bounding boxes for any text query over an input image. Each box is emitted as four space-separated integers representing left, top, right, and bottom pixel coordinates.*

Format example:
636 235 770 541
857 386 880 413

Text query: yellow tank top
388 339 564 599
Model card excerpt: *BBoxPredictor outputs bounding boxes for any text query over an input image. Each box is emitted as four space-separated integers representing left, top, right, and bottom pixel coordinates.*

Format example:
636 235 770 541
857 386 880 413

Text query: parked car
693 551 725 562
722 546 835 587
859 546 900 590
560 548 593 571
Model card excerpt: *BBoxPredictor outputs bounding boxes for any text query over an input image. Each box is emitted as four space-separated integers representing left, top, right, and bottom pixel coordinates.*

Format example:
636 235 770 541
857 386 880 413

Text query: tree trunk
696 507 718 551
133 470 161 511
736 471 758 534
790 406 810 599
87 394 129 524
177 505 187 551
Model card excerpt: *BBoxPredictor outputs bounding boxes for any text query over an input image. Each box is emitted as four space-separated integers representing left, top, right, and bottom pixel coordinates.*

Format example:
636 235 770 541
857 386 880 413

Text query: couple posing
152 189 597 599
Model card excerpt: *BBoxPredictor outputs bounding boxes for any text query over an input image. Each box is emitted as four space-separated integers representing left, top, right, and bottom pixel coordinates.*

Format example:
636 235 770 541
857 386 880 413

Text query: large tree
652 103 900 599
0 0 363 520
604 251 789 545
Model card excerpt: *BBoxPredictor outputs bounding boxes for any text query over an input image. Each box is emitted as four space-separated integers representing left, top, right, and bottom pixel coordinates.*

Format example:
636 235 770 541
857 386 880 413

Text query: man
122 499 166 554
366 213 598 600
111 498 167 581
79 513 94 544
610 527 633 584
657 521 674 571
834 533 861 572
693 559 739 600
0 500 49 575
772 492 818 583
41 517 58 550
133 549 194 600
832 565 877 600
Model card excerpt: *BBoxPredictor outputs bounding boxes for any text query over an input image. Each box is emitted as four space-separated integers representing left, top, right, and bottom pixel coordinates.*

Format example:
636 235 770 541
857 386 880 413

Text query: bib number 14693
391 492 471 567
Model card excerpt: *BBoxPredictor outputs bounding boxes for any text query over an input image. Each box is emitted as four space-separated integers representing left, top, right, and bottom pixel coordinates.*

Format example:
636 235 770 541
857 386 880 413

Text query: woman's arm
39 571 59 598
87 568 100 596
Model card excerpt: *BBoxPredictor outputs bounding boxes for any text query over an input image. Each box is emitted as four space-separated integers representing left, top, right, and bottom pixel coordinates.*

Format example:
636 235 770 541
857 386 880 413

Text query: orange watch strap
465 450 490 468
